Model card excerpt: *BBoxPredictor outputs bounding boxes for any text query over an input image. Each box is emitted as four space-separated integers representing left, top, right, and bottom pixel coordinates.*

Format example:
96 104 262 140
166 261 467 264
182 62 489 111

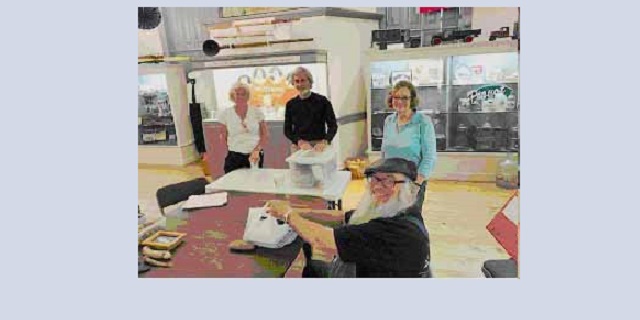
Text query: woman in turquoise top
381 80 437 208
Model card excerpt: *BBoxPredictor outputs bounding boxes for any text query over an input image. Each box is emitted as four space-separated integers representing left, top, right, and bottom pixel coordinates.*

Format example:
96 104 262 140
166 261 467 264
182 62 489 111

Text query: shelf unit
365 40 519 154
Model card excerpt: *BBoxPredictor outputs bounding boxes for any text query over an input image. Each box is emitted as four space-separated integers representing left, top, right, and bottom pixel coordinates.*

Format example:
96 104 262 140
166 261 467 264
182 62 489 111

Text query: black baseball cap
364 158 417 181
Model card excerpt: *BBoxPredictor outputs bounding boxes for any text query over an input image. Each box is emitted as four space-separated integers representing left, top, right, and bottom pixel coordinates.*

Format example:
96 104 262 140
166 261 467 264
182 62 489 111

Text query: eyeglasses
367 175 407 187
392 96 411 102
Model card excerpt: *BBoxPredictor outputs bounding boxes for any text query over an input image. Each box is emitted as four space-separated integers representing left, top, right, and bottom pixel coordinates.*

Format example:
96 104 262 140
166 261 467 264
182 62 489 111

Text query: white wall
138 24 164 56
339 122 369 161
161 7 219 54
472 7 519 40
292 16 379 164
293 16 377 118
340 7 378 13
138 145 198 166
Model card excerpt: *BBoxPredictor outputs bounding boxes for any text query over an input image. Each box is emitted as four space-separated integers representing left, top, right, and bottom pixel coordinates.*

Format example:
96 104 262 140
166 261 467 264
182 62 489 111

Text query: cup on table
250 159 259 171
274 173 285 191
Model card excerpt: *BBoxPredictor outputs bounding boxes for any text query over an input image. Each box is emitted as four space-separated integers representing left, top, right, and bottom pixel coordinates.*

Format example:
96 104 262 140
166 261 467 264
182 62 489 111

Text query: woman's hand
415 174 426 185
248 150 260 164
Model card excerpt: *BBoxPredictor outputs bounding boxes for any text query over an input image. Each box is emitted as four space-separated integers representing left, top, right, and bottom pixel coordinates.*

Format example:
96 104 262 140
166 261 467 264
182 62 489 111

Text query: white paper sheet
182 192 228 209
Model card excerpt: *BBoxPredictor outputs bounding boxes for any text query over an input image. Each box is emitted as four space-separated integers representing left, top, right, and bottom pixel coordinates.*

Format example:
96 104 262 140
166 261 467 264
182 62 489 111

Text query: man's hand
298 139 312 150
313 140 328 152
265 200 292 221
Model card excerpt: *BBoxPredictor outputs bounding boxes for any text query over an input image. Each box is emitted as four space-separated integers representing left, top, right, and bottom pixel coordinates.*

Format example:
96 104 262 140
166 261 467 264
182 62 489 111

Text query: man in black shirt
266 158 431 278
284 67 338 153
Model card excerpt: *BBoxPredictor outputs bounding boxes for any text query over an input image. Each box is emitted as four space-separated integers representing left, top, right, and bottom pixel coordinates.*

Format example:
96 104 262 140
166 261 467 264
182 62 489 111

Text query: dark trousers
405 181 428 213
415 181 428 208
223 150 264 174
301 243 331 278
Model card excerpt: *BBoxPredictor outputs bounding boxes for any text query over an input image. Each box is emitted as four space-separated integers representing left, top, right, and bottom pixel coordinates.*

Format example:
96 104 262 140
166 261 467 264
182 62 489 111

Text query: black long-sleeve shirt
284 92 338 145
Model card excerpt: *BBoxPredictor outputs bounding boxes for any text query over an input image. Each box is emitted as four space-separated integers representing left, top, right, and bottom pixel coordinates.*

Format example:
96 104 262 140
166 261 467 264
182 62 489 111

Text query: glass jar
434 119 446 151
507 94 516 111
476 122 495 151
454 124 470 150
496 152 520 189
508 126 519 151
138 205 146 225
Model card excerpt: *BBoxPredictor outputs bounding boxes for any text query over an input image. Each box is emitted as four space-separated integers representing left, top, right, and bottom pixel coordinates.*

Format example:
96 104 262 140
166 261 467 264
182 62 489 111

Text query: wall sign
466 84 515 112
467 84 514 102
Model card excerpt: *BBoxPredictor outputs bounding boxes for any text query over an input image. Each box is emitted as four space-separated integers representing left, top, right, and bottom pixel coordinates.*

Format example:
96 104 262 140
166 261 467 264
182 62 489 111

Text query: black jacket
284 92 338 144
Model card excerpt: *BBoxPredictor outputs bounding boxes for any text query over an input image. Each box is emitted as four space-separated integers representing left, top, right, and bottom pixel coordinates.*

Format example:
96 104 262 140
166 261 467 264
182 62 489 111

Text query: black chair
482 259 518 278
156 178 209 216
419 253 433 278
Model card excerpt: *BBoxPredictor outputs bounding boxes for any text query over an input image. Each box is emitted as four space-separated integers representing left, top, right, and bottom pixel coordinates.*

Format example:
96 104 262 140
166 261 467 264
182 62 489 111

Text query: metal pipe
222 37 313 49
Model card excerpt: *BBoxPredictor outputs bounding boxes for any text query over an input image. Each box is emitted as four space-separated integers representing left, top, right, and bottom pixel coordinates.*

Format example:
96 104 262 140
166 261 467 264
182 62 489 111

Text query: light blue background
2 1 637 319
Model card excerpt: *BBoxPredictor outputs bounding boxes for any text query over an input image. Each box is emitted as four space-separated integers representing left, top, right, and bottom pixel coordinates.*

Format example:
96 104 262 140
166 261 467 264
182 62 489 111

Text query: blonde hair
228 82 251 102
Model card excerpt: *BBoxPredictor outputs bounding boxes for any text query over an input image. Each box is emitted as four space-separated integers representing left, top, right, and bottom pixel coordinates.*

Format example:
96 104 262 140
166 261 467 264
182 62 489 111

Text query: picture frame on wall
409 60 444 86
390 71 412 85
371 73 389 89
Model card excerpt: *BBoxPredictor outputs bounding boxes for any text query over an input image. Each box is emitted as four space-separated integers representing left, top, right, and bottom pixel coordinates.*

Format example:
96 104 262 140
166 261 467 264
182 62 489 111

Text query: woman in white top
219 82 269 173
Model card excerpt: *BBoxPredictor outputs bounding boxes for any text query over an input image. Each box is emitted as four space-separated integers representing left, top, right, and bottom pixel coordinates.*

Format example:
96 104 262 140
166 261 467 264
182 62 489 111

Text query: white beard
299 90 312 99
348 182 418 225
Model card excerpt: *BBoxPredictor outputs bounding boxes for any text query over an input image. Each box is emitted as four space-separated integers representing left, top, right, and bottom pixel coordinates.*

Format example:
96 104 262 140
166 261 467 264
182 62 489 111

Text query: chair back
156 178 209 213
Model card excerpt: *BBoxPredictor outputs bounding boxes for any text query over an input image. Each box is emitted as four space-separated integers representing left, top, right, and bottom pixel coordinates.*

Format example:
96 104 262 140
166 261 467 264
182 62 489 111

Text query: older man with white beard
266 158 431 278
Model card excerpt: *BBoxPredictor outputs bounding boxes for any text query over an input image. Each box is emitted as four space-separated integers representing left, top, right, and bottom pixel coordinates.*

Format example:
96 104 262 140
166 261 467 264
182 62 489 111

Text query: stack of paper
182 192 228 209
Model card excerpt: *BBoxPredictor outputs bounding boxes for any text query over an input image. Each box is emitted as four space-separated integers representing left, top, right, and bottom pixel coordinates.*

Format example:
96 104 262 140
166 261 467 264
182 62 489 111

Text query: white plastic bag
242 207 298 249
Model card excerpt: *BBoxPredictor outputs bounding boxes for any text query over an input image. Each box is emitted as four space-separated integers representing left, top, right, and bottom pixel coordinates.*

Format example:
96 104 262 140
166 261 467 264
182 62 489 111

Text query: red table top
140 192 327 278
